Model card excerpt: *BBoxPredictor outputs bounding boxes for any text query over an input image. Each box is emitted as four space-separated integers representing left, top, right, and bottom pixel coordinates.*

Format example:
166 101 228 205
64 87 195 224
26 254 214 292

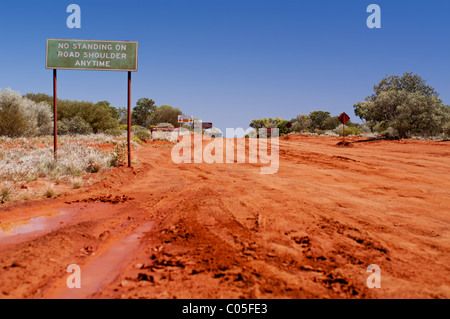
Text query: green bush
133 128 152 142
104 128 124 137
110 143 127 167
0 89 53 137
334 125 362 136
57 121 68 135
61 116 93 135
131 125 147 132
25 93 121 134
443 122 450 138
323 116 340 130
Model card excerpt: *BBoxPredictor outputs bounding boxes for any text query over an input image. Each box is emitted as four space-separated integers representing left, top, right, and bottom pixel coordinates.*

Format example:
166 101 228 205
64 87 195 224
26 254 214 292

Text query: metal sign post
46 39 138 167
338 112 350 144
127 71 131 167
53 69 57 160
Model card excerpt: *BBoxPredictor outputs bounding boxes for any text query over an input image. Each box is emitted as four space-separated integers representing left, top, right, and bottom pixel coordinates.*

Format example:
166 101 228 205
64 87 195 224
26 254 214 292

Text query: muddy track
0 135 449 299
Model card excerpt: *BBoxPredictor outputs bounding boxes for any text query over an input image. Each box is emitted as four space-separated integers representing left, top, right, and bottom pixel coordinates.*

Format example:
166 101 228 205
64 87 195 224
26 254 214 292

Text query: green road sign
46 39 138 71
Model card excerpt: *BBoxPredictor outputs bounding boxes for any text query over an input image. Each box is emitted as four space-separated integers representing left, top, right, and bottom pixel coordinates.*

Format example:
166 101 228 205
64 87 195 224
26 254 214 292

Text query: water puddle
50 222 154 299
0 211 64 237
0 202 122 246
0 209 77 246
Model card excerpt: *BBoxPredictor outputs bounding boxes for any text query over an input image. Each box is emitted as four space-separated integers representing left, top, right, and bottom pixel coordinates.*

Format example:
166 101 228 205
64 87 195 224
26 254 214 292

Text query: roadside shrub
314 129 325 135
334 124 362 136
110 143 127 167
132 135 143 144
71 177 84 189
57 99 119 133
0 182 14 203
0 143 114 182
104 128 124 137
86 156 103 173
0 89 53 137
43 183 57 198
61 116 93 135
323 116 341 130
133 128 151 142
34 102 53 136
131 125 147 132
57 121 68 135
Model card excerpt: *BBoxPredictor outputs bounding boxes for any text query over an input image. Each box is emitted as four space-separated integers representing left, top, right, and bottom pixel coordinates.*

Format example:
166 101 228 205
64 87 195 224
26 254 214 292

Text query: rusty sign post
338 112 351 143
53 69 58 160
46 39 138 167
127 71 132 167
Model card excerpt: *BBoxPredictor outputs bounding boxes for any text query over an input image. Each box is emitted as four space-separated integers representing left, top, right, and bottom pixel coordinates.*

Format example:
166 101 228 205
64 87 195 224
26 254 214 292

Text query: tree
24 93 53 105
388 91 449 137
57 99 119 133
354 72 450 137
149 105 182 127
249 119 270 130
96 101 120 120
308 111 330 130
249 117 287 136
117 107 128 125
131 98 156 126
249 117 285 130
291 114 311 132
276 120 290 135
323 116 340 130
370 72 438 102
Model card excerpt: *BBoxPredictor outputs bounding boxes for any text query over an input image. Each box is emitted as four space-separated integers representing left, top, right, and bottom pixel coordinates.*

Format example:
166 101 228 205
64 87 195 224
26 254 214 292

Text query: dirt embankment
0 135 449 299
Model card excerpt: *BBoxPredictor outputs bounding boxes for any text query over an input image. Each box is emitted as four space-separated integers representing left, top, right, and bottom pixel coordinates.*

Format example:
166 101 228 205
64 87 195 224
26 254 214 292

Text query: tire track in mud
93 178 375 299
45 222 154 299
0 197 150 298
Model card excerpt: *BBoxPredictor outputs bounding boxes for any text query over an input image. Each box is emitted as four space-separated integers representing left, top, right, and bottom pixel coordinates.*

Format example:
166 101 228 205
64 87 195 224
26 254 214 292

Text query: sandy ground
0 134 449 299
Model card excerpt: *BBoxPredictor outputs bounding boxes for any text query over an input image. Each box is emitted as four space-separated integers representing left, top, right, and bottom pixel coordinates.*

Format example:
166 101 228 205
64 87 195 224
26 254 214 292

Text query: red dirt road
0 135 449 299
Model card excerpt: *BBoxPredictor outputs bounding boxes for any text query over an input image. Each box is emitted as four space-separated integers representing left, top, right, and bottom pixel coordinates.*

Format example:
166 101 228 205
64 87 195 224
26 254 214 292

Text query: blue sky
1 0 449 133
